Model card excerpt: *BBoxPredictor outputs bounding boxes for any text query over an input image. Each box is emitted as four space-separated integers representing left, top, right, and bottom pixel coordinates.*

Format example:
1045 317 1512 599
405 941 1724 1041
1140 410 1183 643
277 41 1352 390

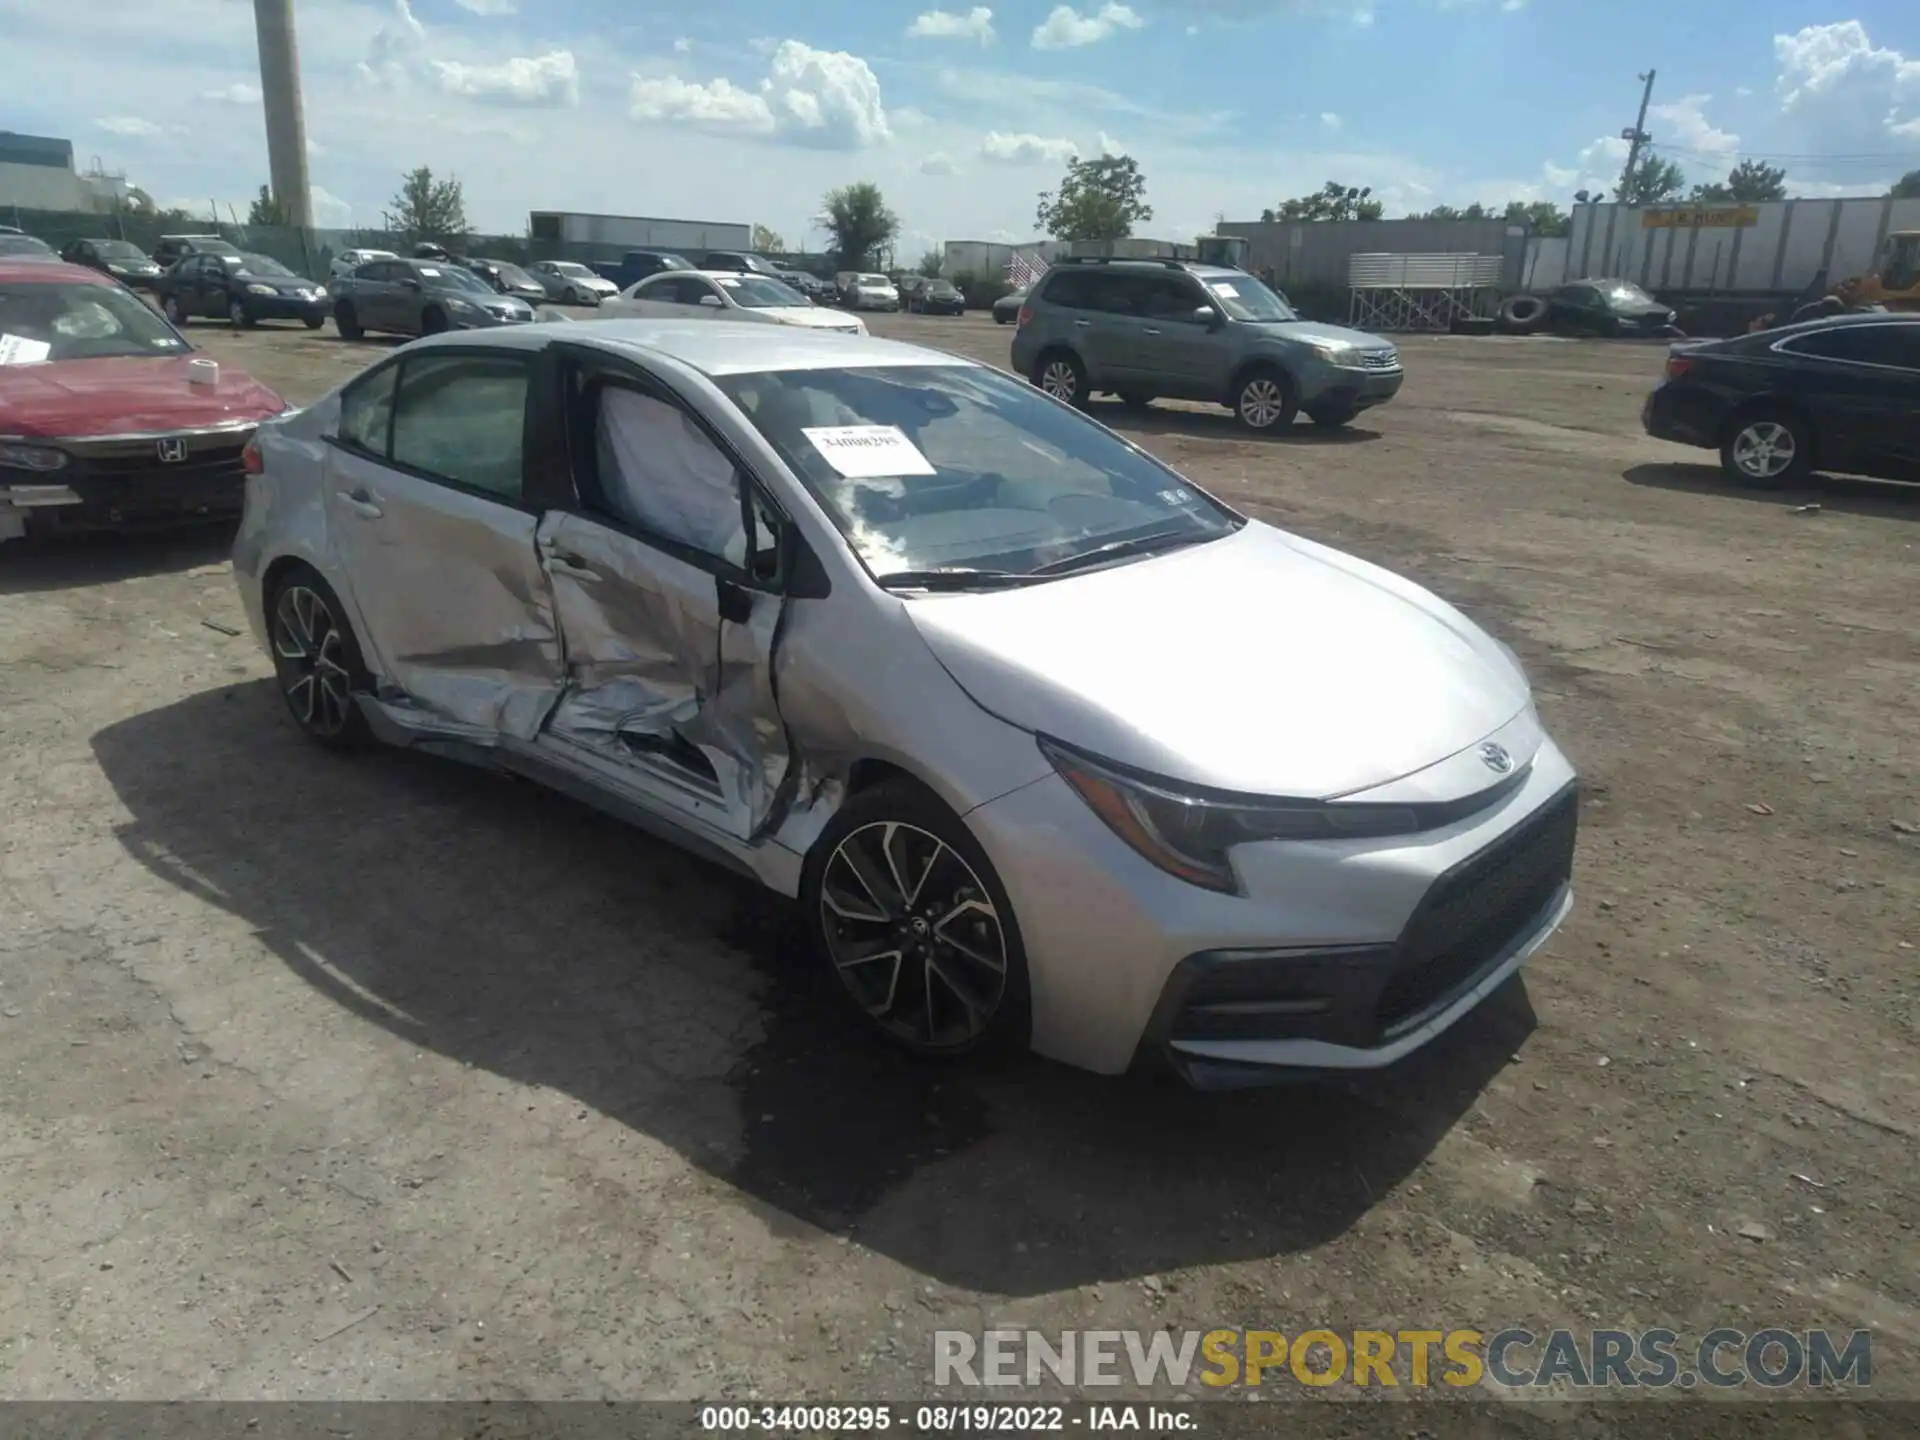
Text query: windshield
0 235 56 257
1602 281 1655 305
928 281 959 295
717 275 806 308
550 262 592 277
1201 273 1297 322
420 264 492 294
492 262 538 286
238 253 295 278
858 275 891 287
0 280 191 360
184 240 241 257
719 364 1239 582
95 241 148 262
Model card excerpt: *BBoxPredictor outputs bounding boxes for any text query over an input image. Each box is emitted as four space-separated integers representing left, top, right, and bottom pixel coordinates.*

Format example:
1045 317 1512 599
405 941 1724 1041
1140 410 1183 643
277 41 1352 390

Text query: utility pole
253 0 314 228
1617 69 1656 202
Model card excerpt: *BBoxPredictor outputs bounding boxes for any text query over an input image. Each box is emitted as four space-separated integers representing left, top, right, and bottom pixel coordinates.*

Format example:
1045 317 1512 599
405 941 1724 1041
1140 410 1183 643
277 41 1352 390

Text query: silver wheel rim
820 820 1008 1049
230 301 245 327
1040 360 1079 401
272 586 354 736
1240 377 1289 428
1732 421 1795 478
164 298 180 322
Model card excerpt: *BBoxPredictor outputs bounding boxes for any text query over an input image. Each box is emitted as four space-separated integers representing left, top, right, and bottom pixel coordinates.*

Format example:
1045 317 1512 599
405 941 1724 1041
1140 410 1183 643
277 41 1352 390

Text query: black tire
265 565 373 750
800 779 1031 1059
1307 406 1357 429
1720 407 1814 489
1117 392 1153 411
334 301 363 341
1231 366 1298 433
995 311 1012 325
228 298 254 329
1030 348 1090 409
420 307 448 335
303 314 325 330
162 294 188 327
564 287 580 305
1500 294 1546 334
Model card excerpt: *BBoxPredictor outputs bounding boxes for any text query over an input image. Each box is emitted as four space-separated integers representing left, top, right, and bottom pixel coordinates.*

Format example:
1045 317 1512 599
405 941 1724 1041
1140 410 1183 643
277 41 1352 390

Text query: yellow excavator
1751 229 1920 329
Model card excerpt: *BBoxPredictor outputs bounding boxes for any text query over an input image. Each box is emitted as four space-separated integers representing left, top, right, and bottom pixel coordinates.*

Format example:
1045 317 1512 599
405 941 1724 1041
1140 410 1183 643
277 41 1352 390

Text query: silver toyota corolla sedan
232 320 1577 1088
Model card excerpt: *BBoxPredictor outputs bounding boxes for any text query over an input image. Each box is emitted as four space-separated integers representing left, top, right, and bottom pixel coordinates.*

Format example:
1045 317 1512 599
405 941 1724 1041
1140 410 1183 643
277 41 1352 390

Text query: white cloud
631 42 890 149
979 131 1079 165
919 151 961 175
1647 93 1738 162
310 184 354 228
673 37 693 54
1096 130 1123 155
1031 3 1144 50
430 50 578 105
358 0 427 85
1500 0 1525 10
1320 111 1341 130
1734 85 1753 97
201 81 261 105
97 116 163 137
453 0 516 13
907 7 996 42
1774 22 1920 159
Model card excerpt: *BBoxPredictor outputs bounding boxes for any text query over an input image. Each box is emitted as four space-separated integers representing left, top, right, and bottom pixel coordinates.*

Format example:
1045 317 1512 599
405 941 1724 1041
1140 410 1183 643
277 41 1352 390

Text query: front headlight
446 297 480 313
247 283 277 296
1308 341 1356 364
0 442 70 472
1039 736 1419 894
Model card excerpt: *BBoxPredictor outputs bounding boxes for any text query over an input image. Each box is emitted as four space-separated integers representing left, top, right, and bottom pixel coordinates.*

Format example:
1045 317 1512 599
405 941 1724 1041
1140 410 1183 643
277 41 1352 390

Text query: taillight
242 437 264 475
1016 305 1034 328
1665 356 1692 379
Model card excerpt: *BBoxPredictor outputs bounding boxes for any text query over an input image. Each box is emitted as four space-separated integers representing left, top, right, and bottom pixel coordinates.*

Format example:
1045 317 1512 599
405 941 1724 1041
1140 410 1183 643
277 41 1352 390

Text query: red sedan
0 259 288 541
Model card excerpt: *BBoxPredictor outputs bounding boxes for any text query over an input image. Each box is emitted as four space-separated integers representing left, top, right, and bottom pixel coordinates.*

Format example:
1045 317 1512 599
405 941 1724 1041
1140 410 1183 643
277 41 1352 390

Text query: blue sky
5 0 1918 258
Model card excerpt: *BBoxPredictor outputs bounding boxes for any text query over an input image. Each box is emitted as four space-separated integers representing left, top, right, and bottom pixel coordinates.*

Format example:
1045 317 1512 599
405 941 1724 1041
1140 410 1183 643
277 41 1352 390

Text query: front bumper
244 293 329 322
1301 363 1405 411
964 715 1578 1082
3 427 254 534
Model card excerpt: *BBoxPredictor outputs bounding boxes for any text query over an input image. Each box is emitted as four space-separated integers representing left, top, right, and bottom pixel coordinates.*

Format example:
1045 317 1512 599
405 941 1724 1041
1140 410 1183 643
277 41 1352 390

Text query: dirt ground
1 311 1915 1405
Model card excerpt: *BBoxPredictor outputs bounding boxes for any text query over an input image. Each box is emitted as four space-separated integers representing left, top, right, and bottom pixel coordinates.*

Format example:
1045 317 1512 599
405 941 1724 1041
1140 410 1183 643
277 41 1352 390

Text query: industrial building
0 131 137 215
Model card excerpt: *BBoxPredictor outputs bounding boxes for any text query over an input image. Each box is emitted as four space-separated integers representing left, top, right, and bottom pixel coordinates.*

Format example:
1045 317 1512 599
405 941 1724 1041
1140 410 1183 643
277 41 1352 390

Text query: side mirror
698 294 725 308
400 277 422 291
1194 305 1221 328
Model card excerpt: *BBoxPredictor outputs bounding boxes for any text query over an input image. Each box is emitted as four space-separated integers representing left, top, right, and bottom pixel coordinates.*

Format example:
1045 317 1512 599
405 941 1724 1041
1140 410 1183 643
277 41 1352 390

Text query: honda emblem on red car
155 437 188 463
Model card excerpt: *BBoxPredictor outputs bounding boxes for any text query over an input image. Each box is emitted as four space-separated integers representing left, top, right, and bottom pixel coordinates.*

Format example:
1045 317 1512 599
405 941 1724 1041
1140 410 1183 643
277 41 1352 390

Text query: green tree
821 182 899 269
1504 200 1569 236
1259 182 1382 223
1616 153 1686 205
247 184 292 227
751 223 786 254
1035 154 1153 242
387 166 469 242
1889 169 1920 199
917 249 943 276
1690 158 1787 204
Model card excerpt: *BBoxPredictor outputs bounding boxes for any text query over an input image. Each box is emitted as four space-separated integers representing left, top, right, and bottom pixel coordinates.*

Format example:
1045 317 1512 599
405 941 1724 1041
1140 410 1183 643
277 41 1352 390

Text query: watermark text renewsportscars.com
934 1328 1872 1391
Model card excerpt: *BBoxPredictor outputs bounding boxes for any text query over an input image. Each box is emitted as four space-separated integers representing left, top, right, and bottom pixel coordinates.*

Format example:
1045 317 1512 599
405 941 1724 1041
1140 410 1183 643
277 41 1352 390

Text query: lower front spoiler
3 476 244 535
1151 885 1572 1091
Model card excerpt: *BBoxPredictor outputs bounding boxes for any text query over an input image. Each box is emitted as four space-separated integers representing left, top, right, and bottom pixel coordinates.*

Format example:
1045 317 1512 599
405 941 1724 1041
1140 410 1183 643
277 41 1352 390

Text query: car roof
1756 309 1920 340
0 259 113 285
407 317 969 376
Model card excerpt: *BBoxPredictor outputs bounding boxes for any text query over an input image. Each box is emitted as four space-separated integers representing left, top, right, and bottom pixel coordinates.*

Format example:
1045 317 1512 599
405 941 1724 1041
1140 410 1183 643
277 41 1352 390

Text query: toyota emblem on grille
155 438 188 464
1479 742 1514 774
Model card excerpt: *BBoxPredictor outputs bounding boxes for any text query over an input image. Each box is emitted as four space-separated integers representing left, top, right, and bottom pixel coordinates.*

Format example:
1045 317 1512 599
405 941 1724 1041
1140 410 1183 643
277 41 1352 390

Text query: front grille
1358 348 1401 371
73 441 245 486
1375 788 1578 1034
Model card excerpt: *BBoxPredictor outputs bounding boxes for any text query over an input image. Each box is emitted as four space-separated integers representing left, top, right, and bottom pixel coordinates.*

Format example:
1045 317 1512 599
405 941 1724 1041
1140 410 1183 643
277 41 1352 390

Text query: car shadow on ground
1089 400 1384 447
1623 462 1920 521
0 524 235 596
91 682 1531 1295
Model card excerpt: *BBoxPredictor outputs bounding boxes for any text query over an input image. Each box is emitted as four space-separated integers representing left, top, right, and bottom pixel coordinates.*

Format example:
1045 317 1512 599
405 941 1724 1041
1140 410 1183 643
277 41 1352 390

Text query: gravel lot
1 310 1915 1404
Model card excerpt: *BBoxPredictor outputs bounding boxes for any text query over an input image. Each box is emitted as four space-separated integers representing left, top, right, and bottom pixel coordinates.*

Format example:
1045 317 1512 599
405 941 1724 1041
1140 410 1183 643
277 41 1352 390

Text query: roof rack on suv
1052 255 1190 269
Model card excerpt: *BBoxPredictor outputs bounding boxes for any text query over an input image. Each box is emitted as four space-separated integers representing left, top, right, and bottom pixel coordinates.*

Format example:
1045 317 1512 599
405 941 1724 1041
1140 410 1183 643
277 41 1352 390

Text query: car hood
0 355 286 439
766 306 862 329
1255 319 1391 349
905 521 1531 799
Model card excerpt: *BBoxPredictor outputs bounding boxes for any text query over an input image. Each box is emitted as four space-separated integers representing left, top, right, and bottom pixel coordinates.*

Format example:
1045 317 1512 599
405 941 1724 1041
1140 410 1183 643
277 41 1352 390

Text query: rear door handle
336 488 383 519
1073 319 1092 328
1143 327 1163 335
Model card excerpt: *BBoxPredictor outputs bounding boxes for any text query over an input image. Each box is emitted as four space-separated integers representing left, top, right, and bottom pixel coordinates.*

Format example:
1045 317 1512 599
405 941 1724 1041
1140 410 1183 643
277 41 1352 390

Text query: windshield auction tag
0 333 52 366
1208 282 1240 298
802 425 937 479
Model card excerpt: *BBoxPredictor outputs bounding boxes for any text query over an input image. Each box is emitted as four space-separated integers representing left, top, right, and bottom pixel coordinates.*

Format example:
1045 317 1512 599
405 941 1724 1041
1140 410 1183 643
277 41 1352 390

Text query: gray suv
1009 259 1404 431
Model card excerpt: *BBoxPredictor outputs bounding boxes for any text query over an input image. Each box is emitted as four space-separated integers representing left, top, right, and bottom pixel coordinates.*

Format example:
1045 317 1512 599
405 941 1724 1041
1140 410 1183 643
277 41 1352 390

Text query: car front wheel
228 298 254 329
1234 368 1298 432
162 294 188 326
268 567 372 749
1032 350 1089 409
802 780 1030 1058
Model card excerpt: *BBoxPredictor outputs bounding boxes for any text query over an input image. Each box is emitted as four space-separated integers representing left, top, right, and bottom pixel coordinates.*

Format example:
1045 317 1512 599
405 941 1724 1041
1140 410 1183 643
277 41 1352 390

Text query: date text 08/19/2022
699 1404 1192 1432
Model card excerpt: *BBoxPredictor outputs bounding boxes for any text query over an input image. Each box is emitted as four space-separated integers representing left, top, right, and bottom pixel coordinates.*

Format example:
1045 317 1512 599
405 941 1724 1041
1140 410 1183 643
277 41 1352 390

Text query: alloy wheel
819 820 1009 1050
272 585 354 736
1239 376 1290 429
1732 421 1795 479
229 299 248 328
1039 360 1079 402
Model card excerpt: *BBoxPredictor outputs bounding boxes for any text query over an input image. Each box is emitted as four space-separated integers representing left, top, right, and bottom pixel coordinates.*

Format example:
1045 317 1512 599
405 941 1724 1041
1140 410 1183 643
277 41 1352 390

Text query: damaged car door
533 352 790 841
323 348 566 738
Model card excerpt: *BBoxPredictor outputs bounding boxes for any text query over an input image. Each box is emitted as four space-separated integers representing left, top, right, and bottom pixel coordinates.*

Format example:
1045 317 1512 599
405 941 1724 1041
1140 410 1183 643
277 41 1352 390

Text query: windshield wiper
873 567 1044 592
1029 528 1219 576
